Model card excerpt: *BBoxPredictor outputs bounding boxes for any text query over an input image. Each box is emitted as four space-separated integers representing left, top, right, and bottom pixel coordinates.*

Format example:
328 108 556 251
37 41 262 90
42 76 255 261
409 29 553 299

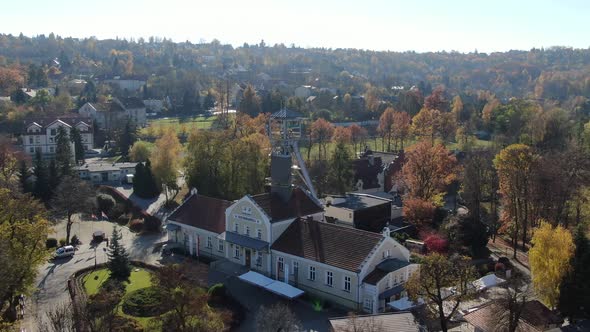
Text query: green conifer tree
107 226 131 280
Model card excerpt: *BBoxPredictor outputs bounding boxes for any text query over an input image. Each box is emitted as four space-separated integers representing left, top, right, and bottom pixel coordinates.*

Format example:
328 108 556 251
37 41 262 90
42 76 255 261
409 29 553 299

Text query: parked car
92 231 106 243
54 245 75 259
162 242 182 255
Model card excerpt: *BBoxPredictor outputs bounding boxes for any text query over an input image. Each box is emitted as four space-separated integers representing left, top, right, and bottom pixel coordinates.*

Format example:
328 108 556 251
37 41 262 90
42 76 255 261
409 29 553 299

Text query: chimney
382 226 391 238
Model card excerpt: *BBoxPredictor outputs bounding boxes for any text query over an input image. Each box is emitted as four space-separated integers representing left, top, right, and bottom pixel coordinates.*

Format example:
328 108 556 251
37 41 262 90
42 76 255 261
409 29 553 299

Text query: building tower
268 109 317 201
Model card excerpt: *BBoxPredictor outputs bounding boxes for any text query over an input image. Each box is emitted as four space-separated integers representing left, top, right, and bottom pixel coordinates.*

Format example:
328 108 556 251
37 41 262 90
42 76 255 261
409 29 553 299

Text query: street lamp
94 247 97 268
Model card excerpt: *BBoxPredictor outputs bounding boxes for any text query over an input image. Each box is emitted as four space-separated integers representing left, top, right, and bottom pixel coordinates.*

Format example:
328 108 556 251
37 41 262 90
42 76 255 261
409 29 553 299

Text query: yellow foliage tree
152 130 182 204
529 221 574 308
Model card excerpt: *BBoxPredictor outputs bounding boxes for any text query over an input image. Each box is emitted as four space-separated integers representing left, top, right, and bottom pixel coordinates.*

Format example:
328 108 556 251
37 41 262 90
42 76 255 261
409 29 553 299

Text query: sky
0 0 588 53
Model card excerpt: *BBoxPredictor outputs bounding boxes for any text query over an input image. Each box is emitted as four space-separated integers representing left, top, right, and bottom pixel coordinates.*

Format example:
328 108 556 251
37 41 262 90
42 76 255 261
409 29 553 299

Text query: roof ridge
304 219 383 238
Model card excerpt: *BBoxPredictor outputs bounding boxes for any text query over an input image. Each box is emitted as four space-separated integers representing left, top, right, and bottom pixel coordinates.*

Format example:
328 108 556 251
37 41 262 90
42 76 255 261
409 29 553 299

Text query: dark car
92 231 106 243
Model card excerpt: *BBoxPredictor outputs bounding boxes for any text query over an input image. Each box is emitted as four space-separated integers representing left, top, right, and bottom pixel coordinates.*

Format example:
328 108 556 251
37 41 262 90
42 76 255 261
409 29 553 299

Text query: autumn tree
349 124 368 156
332 126 352 146
412 108 440 144
311 118 334 160
461 149 498 229
529 221 574 309
378 107 395 151
129 141 152 162
152 130 182 204
0 190 51 322
51 175 95 244
451 95 464 121
406 254 476 332
424 86 450 113
493 144 538 256
401 140 457 204
403 197 436 226
392 111 411 150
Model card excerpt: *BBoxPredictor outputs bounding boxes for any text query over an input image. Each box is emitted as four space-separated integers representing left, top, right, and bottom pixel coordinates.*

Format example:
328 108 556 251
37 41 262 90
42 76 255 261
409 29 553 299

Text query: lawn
82 267 155 328
83 267 152 295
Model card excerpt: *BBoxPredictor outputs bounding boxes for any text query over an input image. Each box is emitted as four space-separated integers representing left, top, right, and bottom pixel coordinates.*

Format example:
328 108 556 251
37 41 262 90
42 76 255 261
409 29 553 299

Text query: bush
424 234 448 253
59 238 67 247
46 238 58 249
122 287 169 317
112 316 143 332
71 235 80 245
495 262 506 272
115 214 130 226
96 194 116 214
129 219 144 233
208 283 227 306
109 203 126 220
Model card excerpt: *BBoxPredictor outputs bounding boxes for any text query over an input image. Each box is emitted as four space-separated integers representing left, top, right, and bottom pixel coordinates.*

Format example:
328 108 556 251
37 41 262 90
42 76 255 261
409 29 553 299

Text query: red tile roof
167 194 232 234
250 188 323 222
271 218 384 272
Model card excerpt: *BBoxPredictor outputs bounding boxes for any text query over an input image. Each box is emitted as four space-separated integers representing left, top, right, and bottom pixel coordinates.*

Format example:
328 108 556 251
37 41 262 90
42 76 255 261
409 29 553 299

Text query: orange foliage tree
378 107 396 151
311 118 334 160
392 111 411 150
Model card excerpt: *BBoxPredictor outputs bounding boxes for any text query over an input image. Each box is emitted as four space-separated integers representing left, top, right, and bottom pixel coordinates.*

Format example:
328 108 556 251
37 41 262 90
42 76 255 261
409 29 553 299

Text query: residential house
353 149 405 194
463 300 563 332
78 97 146 129
22 116 93 157
324 193 392 232
74 162 137 184
104 76 146 91
328 312 422 332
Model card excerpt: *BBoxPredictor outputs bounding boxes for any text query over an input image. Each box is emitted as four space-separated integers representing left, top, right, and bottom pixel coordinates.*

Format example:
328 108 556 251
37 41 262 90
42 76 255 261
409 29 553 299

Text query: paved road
24 219 167 331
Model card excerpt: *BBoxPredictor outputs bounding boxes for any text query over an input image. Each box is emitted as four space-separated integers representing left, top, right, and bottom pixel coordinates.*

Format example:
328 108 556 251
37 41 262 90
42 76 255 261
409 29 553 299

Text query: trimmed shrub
122 287 169 317
129 219 144 233
46 238 58 249
96 194 116 214
59 238 67 247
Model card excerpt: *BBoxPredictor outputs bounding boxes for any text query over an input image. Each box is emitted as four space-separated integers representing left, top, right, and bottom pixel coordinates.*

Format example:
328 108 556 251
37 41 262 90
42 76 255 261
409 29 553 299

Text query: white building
74 162 137 184
22 117 93 157
78 97 146 129
166 187 417 313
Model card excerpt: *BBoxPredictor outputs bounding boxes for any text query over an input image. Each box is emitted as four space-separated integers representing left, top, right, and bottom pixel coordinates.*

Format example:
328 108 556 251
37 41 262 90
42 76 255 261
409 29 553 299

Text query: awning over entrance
165 223 181 231
219 232 268 251
238 271 304 299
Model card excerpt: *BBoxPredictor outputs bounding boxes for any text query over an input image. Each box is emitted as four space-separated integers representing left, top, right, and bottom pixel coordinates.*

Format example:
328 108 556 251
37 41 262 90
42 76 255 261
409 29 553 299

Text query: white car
54 245 75 259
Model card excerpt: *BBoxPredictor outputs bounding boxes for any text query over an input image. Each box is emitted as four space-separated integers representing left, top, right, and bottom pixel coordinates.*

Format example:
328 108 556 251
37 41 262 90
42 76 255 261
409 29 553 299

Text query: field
139 115 218 138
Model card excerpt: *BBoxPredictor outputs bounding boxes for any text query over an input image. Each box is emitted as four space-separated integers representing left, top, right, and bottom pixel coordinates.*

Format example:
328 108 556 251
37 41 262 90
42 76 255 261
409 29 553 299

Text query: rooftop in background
24 115 93 129
74 162 137 173
271 218 384 272
168 193 233 234
269 108 304 119
329 312 421 332
329 193 392 211
250 188 323 222
463 300 563 332
117 96 146 109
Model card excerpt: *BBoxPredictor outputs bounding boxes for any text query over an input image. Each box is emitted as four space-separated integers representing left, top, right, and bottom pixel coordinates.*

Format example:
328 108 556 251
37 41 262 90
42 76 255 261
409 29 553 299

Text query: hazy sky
1 0 588 53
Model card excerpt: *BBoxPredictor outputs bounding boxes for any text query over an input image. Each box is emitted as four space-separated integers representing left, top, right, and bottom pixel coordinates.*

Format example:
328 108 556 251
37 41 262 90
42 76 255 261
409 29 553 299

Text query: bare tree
489 273 532 332
37 302 75 332
256 303 302 332
333 312 385 332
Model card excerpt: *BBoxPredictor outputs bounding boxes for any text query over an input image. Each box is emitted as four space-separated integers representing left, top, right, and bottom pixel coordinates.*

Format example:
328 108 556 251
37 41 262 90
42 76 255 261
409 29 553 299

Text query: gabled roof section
270 108 303 119
167 194 232 234
47 119 72 128
250 187 323 223
271 218 384 272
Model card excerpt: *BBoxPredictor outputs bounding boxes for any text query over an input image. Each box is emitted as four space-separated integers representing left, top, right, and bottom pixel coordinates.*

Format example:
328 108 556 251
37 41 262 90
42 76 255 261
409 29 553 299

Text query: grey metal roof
219 232 269 251
74 162 138 173
332 194 391 211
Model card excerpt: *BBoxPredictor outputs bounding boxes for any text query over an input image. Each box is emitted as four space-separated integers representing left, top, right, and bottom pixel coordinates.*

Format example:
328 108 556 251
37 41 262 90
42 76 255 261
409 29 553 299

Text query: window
50 129 56 136
292 261 299 275
29 147 34 153
394 274 398 285
364 298 373 311
257 229 262 239
49 137 54 143
344 276 351 292
382 250 390 259
245 226 250 237
206 236 212 248
234 246 240 259
49 146 55 153
326 271 333 287
29 137 33 144
234 223 239 233
308 266 316 281
386 278 391 289
218 240 224 252
255 253 262 266
278 257 284 272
